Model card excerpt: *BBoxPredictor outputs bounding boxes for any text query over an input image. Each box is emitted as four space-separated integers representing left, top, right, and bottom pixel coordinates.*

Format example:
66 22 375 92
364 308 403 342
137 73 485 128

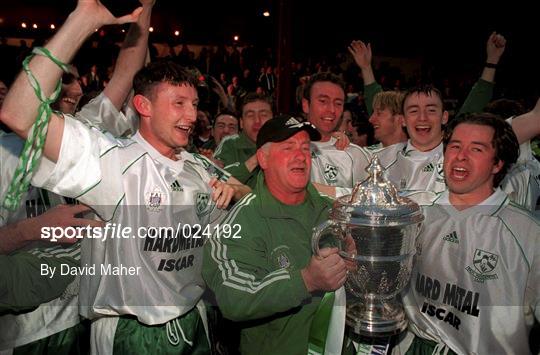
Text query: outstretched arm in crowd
349 40 380 116
0 0 142 162
458 32 507 117
75 0 154 137
104 0 154 110
512 98 540 143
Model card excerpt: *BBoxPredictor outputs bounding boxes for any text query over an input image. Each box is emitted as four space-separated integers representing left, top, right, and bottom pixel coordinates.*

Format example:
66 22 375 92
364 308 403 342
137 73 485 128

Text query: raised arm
481 32 506 83
0 0 142 162
458 32 506 117
348 40 381 116
104 0 154 110
511 98 540 144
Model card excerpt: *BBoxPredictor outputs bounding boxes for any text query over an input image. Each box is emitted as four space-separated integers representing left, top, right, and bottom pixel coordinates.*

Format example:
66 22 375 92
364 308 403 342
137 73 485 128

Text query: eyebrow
449 139 490 148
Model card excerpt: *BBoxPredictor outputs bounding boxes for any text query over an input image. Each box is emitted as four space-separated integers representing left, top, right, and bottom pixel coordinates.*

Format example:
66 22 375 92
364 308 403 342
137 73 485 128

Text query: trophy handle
311 220 336 256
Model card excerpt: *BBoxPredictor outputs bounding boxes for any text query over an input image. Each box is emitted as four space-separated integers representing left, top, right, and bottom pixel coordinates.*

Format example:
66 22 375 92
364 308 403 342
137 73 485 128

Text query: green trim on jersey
100 144 118 158
498 218 530 270
122 152 148 174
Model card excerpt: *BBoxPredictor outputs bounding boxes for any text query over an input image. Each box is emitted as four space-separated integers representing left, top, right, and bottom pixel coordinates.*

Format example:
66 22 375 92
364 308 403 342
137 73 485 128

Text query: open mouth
415 125 431 134
175 125 193 134
290 166 306 173
62 97 78 105
450 167 468 180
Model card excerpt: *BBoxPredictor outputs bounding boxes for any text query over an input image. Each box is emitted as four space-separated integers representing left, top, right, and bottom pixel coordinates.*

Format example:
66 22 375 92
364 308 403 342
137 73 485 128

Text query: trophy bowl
312 156 423 337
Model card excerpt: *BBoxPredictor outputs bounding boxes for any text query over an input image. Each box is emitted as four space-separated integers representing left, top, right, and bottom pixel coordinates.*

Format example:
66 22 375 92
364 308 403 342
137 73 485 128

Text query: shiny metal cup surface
312 156 423 337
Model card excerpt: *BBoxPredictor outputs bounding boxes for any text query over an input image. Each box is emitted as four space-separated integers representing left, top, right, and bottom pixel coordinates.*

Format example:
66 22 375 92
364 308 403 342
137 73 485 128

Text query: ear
492 159 504 175
240 117 245 131
256 148 268 170
401 115 408 128
442 110 449 125
132 94 152 118
301 98 310 115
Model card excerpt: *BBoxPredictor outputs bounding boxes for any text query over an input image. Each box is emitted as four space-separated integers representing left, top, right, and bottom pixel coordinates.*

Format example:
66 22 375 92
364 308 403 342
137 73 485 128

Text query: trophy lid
331 156 424 226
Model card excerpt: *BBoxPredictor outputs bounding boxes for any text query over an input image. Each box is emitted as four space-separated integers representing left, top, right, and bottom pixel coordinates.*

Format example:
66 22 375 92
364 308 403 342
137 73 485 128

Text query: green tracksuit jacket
213 132 259 188
203 174 333 355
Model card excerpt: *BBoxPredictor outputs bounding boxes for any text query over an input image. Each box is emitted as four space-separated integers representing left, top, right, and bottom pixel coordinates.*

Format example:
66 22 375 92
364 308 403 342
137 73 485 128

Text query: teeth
62 98 76 104
175 125 193 133
454 167 466 172
321 117 334 121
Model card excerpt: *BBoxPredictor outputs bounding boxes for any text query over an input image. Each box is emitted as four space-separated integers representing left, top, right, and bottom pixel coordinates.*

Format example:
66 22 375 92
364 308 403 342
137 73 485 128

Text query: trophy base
346 299 407 337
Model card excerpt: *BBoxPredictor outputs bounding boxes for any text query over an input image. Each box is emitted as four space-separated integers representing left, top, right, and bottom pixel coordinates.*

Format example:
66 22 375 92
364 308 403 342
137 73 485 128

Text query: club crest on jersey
271 245 293 269
145 187 166 212
277 254 290 269
324 163 338 183
465 249 499 283
195 192 212 217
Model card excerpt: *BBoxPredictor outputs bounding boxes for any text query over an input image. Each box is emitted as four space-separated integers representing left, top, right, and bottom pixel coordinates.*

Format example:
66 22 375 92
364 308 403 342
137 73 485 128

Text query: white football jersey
376 141 446 200
31 116 228 325
75 92 138 137
502 141 540 214
402 189 540 354
0 93 124 350
310 137 372 188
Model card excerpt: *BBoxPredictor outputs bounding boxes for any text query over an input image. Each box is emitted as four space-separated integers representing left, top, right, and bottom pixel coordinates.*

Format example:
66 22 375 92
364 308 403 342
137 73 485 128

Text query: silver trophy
312 156 423 336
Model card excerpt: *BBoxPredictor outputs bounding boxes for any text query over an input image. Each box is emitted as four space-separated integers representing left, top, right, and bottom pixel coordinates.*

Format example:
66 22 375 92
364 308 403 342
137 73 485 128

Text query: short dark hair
239 92 273 114
402 84 444 113
443 113 519 187
214 109 239 127
302 72 346 101
133 60 199 98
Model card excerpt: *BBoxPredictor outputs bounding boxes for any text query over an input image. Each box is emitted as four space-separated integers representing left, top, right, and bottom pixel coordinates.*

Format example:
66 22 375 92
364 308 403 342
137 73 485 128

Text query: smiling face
444 123 503 206
53 66 83 115
403 91 448 151
136 82 198 158
302 81 345 141
369 107 404 146
258 131 312 204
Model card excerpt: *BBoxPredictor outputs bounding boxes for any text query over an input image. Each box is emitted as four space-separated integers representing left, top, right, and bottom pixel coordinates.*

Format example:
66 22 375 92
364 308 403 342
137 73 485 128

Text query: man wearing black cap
203 115 349 355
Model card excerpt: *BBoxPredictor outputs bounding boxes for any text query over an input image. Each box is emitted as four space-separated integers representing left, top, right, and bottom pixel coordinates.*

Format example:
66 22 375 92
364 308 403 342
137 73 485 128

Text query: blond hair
372 91 405 115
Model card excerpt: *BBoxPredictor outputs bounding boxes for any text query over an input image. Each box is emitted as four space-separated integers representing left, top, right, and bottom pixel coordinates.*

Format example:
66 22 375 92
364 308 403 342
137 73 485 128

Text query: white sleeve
75 92 138 137
31 116 124 220
506 116 533 163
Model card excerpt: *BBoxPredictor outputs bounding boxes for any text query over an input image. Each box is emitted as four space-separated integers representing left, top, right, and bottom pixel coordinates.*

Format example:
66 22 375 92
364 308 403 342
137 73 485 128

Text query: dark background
1 0 539 103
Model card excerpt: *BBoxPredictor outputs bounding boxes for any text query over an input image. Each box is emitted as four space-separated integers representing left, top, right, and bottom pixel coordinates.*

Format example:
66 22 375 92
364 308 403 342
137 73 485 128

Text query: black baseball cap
256 114 321 148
